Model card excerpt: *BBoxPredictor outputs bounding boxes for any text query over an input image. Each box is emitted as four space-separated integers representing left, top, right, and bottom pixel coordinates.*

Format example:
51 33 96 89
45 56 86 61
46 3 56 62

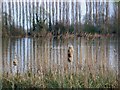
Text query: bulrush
68 45 74 62
13 54 18 66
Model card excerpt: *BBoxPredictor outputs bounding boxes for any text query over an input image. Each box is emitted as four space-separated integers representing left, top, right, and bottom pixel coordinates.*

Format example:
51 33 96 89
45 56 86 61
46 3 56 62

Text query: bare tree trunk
32 2 35 32
71 2 74 34
102 0 105 33
22 1 24 33
118 2 120 86
52 2 54 32
42 2 45 20
66 2 69 33
86 0 88 22
111 2 118 35
59 1 61 22
25 2 28 35
19 2 21 29
46 1 48 28
49 2 52 32
95 2 98 26
78 2 81 33
29 2 32 33
2 2 5 36
55 2 58 23
105 1 109 33
4 2 7 30
75 1 78 34
16 2 18 28
2 2 4 31
62 2 65 24
118 2 120 36
12 1 15 30
64 2 66 25
98 1 100 26
89 0 92 23
8 2 11 34
92 0 95 25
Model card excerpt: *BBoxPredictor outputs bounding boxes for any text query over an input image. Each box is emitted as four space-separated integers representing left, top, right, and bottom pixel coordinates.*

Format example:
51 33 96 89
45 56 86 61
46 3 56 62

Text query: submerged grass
2 69 118 88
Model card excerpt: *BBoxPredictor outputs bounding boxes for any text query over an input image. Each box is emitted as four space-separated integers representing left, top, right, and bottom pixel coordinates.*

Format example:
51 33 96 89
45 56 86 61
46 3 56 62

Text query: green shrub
83 24 101 34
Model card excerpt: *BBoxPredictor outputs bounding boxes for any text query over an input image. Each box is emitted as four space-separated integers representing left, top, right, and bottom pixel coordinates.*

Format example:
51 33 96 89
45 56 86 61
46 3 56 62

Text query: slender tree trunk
19 2 21 30
16 2 18 28
92 0 94 25
95 2 98 26
75 1 78 34
52 2 54 32
49 2 52 32
56 2 58 23
4 2 8 35
32 2 35 32
66 2 69 33
42 2 45 20
62 2 65 24
112 2 118 34
46 1 48 28
64 2 66 25
29 2 31 33
105 1 109 33
22 1 24 33
2 2 4 31
102 0 105 33
59 1 61 22
5 2 8 30
118 2 120 36
8 2 11 34
98 1 100 26
89 0 92 23
12 1 14 30
118 3 120 86
86 0 88 22
25 2 28 35
71 2 74 34
78 2 81 33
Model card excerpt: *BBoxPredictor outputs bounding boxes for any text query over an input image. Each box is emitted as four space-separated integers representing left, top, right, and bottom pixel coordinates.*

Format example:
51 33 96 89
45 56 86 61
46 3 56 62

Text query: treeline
2 1 120 37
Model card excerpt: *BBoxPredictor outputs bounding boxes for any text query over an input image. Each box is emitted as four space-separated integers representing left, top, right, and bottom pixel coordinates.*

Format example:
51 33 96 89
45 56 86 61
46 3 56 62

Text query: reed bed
2 66 118 88
2 37 118 88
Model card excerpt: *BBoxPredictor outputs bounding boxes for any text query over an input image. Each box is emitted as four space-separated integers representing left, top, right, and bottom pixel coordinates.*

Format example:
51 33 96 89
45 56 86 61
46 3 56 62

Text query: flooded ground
2 37 118 77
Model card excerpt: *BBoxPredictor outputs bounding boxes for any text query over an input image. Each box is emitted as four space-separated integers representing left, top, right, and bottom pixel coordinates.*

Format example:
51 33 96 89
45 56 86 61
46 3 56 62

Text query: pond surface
2 37 118 76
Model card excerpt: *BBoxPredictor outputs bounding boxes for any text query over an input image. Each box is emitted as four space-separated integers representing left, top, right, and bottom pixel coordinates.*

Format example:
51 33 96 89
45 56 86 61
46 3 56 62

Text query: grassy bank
2 70 118 88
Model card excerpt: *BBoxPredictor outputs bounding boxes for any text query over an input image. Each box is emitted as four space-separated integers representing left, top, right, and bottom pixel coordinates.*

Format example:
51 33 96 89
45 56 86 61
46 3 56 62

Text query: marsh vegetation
2 37 118 88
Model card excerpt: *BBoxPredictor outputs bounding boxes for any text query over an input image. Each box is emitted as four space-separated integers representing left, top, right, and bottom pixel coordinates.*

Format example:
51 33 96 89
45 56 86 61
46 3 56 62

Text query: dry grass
2 37 118 88
2 66 118 88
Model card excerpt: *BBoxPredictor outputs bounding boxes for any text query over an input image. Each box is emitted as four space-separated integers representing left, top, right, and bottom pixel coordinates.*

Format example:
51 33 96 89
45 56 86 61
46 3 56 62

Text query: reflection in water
2 37 118 77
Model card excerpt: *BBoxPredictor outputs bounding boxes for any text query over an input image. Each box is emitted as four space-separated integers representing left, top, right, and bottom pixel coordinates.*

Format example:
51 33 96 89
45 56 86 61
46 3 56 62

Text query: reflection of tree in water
2 38 118 79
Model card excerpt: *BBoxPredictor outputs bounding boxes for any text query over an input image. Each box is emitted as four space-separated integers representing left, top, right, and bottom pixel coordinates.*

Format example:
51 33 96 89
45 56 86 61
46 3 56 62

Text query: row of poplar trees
2 0 120 36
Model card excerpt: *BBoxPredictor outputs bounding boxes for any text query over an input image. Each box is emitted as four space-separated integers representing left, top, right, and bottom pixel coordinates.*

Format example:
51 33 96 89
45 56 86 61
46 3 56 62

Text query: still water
2 37 118 76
